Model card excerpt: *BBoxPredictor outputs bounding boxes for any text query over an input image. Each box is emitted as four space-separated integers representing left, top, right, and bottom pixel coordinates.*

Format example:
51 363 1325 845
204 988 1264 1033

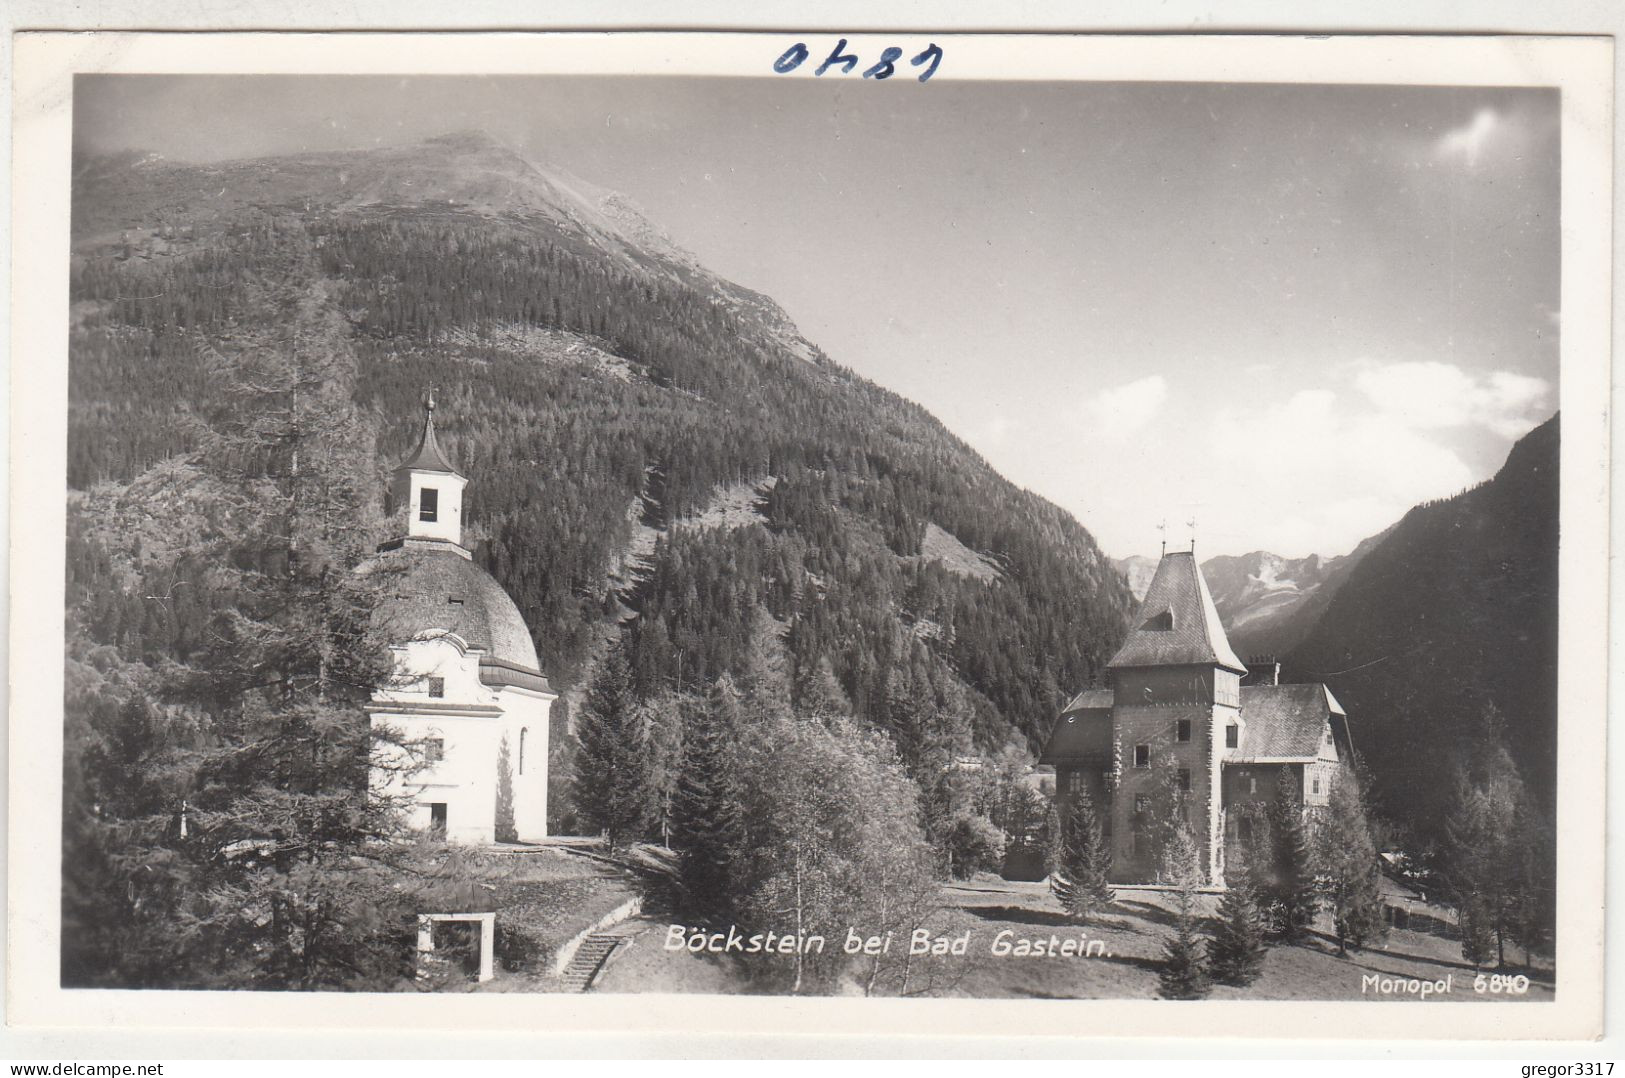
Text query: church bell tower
391 390 468 549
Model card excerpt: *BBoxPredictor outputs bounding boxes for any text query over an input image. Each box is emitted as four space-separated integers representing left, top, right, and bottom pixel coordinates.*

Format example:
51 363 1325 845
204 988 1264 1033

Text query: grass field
591 874 1555 1002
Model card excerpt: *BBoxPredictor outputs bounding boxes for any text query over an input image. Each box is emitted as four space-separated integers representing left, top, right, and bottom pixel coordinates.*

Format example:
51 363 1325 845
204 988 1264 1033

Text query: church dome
368 541 543 677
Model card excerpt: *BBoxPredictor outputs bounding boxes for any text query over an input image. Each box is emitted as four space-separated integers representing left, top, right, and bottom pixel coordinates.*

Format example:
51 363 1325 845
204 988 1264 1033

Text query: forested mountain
67 131 1135 792
1285 416 1559 853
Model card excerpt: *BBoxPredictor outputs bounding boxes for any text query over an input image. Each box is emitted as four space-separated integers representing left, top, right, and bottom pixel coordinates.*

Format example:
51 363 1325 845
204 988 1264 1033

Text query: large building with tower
1040 548 1352 885
365 397 555 845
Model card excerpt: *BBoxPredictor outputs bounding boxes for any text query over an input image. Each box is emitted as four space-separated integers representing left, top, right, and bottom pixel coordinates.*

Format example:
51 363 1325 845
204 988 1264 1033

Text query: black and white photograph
7 30 1612 1045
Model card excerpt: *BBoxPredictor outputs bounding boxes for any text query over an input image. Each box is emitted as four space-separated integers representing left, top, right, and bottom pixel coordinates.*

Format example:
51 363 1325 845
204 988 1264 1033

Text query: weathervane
1157 519 1167 557
1187 516 1198 554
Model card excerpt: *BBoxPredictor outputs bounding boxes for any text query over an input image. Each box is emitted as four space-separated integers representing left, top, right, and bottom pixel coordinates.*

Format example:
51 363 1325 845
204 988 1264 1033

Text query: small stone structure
417 911 496 983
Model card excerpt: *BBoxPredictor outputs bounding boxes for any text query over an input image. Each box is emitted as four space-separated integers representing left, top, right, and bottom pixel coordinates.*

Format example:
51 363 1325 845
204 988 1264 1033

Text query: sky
75 75 1561 559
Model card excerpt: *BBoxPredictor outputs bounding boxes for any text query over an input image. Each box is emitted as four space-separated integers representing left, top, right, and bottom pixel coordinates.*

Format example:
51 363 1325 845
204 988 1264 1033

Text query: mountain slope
1285 415 1559 846
67 131 1136 767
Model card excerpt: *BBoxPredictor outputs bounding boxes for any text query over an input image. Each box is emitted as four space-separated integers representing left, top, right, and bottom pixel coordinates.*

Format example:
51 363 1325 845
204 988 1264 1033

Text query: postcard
7 30 1612 1044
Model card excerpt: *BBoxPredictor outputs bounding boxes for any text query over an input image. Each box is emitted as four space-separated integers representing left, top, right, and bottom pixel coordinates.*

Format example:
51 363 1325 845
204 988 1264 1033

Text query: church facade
1040 549 1352 886
365 399 555 845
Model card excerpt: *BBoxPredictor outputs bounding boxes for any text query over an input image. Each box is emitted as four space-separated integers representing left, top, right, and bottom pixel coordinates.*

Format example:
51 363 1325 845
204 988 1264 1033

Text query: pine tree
1049 783 1114 921
669 677 748 918
572 641 656 848
1157 827 1211 1000
124 242 414 989
1312 771 1387 955
494 734 518 844
1265 771 1318 942
1206 854 1268 986
1441 734 1526 969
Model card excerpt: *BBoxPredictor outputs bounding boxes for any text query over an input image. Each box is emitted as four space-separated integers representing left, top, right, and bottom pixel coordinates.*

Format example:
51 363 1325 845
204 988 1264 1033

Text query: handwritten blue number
774 43 809 73
910 43 943 82
816 38 860 76
862 47 902 80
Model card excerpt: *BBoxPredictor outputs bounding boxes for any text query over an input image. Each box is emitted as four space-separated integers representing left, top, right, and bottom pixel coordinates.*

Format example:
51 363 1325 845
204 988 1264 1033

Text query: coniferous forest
61 131 1558 992
63 135 1135 988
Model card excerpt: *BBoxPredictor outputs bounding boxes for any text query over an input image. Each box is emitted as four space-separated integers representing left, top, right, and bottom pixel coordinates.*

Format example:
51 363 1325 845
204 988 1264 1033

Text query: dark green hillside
67 133 1134 771
1286 415 1559 850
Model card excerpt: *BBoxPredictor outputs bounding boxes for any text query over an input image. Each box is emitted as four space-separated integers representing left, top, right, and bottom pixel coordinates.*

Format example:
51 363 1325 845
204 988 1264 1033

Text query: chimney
1244 656 1281 686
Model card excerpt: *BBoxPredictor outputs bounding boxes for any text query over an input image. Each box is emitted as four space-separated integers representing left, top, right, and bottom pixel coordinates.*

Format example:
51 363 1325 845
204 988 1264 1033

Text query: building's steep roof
1107 551 1247 673
397 403 463 477
365 543 543 678
1235 683 1343 760
1040 705 1114 765
1059 687 1116 713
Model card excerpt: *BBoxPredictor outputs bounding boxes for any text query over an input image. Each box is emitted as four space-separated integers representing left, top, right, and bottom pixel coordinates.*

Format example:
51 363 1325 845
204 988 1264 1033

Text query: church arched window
519 728 527 776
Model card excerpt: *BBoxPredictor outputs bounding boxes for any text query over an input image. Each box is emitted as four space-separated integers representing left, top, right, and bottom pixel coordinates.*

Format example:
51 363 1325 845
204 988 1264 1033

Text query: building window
1312 776 1321 795
1226 724 1239 749
1133 744 1150 768
423 738 444 764
1177 768 1191 792
427 802 448 837
1142 610 1174 631
1248 776 1258 794
1239 817 1254 843
1134 794 1151 816
428 676 445 698
519 728 527 776
1176 719 1191 742
419 487 439 522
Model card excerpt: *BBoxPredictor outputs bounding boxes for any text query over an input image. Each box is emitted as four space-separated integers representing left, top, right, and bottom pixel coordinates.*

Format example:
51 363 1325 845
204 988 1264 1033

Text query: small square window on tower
419 486 439 522
1226 723 1239 749
423 738 444 764
427 676 445 698
1176 719 1191 742
1133 744 1150 768
1177 767 1191 792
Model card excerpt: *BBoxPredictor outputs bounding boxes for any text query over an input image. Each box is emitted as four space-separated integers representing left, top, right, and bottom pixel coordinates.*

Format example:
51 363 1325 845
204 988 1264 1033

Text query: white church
365 396 555 844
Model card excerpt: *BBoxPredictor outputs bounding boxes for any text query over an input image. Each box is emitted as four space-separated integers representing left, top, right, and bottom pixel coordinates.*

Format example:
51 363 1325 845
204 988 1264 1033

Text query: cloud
1353 360 1551 438
1086 375 1168 439
1435 108 1502 167
1206 388 1478 556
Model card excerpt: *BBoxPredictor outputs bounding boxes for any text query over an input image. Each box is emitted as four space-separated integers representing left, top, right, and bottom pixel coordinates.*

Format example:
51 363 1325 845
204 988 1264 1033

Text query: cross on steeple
1157 519 1168 557
1187 517 1198 554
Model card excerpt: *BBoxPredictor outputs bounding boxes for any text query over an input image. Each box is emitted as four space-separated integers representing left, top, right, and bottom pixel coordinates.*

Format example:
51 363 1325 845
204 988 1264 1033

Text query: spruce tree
1157 827 1211 1000
1207 854 1268 986
1265 771 1318 942
1312 771 1387 955
1049 783 1114 921
130 243 412 988
493 735 518 844
572 641 655 848
669 677 748 918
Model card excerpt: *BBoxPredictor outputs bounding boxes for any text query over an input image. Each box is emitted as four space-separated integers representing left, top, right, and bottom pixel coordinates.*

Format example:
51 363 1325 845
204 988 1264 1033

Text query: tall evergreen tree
572 641 656 847
494 735 518 844
1049 783 1114 922
1441 728 1529 969
1157 827 1211 1000
1264 770 1318 942
1206 853 1268 986
1312 771 1387 955
61 237 423 989
669 677 748 918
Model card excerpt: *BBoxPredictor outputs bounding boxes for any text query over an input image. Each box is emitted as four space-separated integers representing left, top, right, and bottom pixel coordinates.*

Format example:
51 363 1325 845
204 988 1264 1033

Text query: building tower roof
1107 550 1248 674
397 390 464 478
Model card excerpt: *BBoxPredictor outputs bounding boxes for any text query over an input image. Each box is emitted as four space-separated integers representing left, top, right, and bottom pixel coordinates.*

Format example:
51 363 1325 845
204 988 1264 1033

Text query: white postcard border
7 30 1613 1043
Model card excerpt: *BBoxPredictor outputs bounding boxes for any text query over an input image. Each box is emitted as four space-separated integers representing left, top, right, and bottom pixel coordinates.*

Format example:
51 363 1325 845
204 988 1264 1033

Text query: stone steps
558 933 623 992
